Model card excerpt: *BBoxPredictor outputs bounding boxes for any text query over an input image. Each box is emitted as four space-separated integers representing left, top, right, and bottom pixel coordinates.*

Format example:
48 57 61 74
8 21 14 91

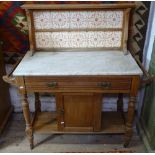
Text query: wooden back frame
22 3 135 55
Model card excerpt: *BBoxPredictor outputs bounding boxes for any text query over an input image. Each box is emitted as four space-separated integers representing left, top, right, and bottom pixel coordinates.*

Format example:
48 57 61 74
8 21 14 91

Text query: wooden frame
22 4 134 54
21 4 135 10
25 10 36 52
13 74 140 149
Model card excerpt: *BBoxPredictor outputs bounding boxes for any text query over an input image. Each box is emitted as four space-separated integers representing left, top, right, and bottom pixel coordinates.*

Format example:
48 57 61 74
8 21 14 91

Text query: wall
137 1 155 117
136 2 155 152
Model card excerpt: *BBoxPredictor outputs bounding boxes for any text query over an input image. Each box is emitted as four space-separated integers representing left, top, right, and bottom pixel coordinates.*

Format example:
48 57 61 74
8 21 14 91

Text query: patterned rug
128 1 150 62
0 1 115 54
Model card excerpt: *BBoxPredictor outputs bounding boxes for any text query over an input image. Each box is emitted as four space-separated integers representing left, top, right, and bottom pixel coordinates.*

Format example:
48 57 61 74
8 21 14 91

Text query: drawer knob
47 82 58 88
97 82 111 88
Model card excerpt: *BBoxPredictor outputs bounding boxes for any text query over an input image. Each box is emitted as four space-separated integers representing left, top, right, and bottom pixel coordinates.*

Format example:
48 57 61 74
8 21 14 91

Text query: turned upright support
34 92 41 112
21 93 34 149
117 93 123 112
124 76 140 147
124 96 136 147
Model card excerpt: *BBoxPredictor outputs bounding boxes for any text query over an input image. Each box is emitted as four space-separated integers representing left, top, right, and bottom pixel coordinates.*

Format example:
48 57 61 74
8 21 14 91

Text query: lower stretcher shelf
33 112 126 134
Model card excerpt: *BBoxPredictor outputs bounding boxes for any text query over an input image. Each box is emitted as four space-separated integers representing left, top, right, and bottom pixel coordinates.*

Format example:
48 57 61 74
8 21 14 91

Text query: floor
0 113 146 153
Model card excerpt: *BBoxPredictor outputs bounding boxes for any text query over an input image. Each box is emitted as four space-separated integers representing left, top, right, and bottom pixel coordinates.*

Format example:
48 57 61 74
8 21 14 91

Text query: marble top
13 51 143 76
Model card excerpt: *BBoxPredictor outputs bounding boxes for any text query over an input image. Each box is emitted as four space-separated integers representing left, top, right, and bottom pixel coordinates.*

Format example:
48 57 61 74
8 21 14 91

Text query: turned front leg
34 92 41 112
124 96 136 147
21 93 34 149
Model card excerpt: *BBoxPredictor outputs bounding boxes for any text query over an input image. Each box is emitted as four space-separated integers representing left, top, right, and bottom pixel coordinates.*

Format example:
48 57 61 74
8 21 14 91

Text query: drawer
24 76 132 92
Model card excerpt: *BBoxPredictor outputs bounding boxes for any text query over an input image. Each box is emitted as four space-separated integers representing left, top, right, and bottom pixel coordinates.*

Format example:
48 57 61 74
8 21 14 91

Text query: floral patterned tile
87 31 122 47
35 32 52 48
51 32 69 48
68 32 87 48
70 11 88 29
51 11 70 29
35 31 122 48
33 10 124 30
33 11 52 29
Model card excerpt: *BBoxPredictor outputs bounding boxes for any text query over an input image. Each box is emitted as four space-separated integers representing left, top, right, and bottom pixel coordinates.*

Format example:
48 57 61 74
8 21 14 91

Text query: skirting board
0 106 13 134
136 117 155 153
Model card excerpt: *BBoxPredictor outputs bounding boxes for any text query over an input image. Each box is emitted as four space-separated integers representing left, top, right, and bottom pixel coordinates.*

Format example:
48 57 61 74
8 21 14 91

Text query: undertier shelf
33 112 126 134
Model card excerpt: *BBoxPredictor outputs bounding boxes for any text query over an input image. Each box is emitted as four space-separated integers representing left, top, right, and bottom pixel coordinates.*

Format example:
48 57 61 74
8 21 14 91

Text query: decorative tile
51 11 70 29
87 11 104 29
87 31 122 47
87 11 123 28
35 31 122 48
87 32 102 47
51 32 69 48
33 10 124 29
35 32 52 48
68 32 87 47
33 11 52 29
70 11 88 29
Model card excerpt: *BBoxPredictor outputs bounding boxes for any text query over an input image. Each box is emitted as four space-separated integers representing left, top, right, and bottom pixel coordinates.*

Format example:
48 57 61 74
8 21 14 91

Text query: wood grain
21 4 135 10
33 112 126 134
21 93 34 149
122 8 131 55
124 76 140 147
25 10 36 54
24 76 132 93
57 93 97 132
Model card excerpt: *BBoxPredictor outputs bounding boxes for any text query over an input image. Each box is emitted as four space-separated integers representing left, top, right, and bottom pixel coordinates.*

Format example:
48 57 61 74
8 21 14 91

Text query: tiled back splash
33 11 124 29
33 10 124 49
35 31 122 49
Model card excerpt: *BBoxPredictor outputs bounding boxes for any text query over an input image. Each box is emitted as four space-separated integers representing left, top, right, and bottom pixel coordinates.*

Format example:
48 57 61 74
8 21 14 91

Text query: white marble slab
13 51 143 76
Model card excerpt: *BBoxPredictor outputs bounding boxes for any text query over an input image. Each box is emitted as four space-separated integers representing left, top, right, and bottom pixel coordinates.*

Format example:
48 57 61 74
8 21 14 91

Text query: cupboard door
56 93 102 132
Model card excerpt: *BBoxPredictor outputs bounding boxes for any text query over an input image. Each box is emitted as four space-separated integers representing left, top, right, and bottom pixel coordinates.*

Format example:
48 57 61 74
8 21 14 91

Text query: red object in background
0 1 129 54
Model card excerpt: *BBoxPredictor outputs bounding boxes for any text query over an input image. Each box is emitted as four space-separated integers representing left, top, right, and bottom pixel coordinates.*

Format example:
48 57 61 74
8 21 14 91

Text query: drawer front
24 76 132 92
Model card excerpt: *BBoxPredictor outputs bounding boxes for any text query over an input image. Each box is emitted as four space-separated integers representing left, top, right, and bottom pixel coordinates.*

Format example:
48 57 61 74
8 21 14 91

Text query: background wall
137 2 155 117
137 3 155 150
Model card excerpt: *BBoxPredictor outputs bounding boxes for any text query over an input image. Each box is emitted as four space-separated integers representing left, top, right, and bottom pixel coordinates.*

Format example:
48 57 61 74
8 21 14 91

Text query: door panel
56 93 102 132
64 94 94 127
